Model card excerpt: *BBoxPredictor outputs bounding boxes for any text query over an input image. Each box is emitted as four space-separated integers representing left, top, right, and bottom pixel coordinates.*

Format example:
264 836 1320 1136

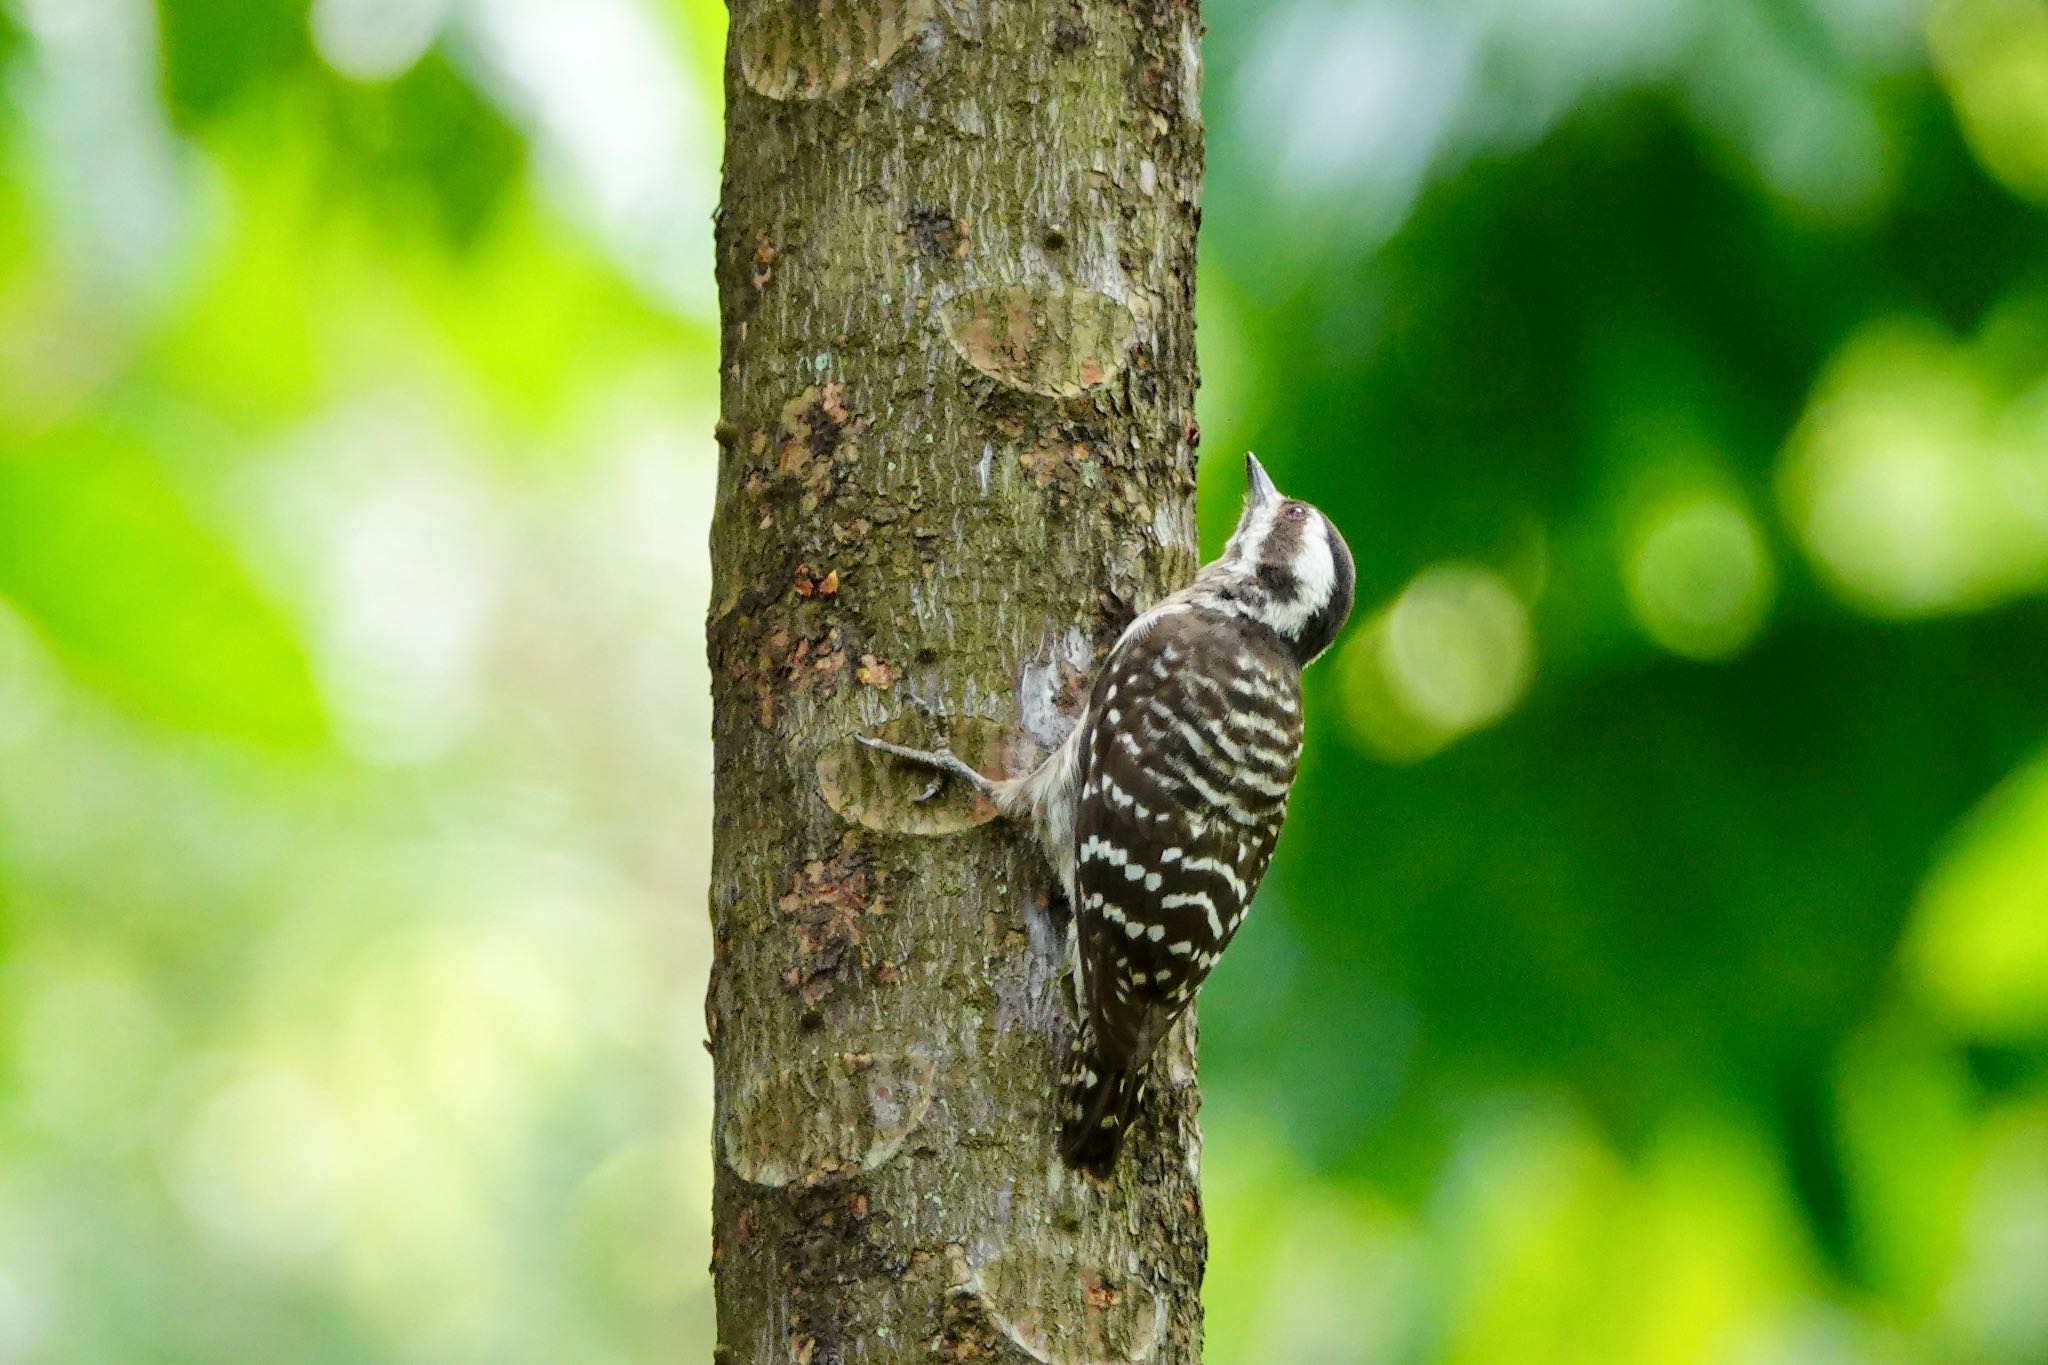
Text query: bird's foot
854 733 997 801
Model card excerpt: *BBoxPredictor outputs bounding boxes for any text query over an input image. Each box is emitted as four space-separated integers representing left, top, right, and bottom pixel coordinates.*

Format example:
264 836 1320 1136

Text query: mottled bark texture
707 0 1206 1359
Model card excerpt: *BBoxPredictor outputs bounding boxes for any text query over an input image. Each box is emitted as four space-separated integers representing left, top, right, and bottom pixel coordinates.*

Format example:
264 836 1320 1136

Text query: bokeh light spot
311 0 451 82
165 1061 347 1261
1622 489 1776 660
6 946 166 1136
1778 321 2048 618
1931 0 2048 206
1339 562 1533 762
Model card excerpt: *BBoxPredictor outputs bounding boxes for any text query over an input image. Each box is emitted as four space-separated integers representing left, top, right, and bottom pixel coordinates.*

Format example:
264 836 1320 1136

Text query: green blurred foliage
0 422 322 744
158 0 314 125
1193 0 2048 1357
1 0 2046 1361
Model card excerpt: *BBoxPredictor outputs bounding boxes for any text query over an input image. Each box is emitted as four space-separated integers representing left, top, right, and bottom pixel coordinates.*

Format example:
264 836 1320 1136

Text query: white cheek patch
1296 517 1337 605
1265 518 1335 639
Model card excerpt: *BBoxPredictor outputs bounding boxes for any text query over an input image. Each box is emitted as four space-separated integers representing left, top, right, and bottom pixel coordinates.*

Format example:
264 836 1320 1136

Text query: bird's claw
853 730 998 800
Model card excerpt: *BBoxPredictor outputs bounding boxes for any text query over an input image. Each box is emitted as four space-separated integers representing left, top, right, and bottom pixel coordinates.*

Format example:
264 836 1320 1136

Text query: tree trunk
706 0 1206 1358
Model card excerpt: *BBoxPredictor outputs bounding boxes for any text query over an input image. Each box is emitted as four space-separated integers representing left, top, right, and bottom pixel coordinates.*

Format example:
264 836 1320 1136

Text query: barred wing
1071 608 1303 1068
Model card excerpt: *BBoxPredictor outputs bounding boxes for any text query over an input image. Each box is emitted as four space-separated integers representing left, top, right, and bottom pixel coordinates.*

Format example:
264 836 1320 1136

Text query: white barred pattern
1048 454 1353 1177
1062 599 1306 1173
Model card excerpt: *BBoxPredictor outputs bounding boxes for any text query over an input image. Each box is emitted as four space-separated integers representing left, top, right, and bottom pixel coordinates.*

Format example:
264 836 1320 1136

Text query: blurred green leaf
1833 1015 1973 1308
325 51 525 250
0 426 324 746
137 94 341 432
156 0 313 126
426 202 704 436
1906 747 2048 1035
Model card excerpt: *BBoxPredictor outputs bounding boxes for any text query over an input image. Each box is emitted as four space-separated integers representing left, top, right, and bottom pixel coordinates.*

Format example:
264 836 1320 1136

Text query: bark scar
722 1048 937 1186
819 715 1031 835
738 0 937 101
969 1244 1165 1363
939 284 1139 397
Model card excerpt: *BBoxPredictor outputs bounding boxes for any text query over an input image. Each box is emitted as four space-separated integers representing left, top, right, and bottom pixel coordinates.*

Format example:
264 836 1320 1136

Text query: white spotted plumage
1012 454 1356 1176
859 454 1355 1179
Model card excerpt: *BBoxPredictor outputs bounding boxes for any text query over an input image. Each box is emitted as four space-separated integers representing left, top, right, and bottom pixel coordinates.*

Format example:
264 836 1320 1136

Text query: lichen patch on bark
1017 626 1096 751
778 834 894 1008
939 284 1139 397
769 382 865 517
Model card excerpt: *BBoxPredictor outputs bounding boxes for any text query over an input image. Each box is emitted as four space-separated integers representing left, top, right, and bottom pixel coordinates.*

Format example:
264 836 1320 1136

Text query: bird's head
1213 452 1356 665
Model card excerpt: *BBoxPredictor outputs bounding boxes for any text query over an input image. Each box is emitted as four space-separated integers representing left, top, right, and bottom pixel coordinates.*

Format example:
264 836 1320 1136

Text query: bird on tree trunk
862 452 1356 1176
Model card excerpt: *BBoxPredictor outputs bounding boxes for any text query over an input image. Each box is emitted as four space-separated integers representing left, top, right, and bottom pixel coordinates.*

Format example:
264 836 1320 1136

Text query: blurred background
1 0 2045 1360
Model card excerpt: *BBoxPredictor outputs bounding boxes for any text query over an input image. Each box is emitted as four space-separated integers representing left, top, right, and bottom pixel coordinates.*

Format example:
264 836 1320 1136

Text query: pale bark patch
816 715 1029 835
738 0 937 101
939 285 1140 397
973 1243 1165 1364
722 1049 937 1186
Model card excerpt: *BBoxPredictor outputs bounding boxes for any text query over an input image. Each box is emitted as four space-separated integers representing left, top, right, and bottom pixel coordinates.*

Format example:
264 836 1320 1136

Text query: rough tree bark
707 0 1206 1359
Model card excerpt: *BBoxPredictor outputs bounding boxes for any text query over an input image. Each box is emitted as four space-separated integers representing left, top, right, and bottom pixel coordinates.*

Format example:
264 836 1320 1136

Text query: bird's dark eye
1284 503 1308 521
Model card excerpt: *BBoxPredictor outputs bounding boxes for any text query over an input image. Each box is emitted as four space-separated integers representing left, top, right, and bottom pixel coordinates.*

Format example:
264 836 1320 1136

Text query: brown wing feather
1072 608 1303 1069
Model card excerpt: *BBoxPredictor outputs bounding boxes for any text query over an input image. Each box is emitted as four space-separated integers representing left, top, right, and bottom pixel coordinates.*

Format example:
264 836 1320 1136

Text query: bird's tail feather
1058 1023 1148 1178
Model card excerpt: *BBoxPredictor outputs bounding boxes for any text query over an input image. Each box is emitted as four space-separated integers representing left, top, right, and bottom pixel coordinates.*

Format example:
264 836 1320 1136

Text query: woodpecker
860 453 1355 1176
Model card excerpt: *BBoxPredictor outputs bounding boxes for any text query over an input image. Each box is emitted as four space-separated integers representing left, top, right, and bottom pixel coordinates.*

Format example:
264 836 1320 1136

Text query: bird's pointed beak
1245 452 1281 509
